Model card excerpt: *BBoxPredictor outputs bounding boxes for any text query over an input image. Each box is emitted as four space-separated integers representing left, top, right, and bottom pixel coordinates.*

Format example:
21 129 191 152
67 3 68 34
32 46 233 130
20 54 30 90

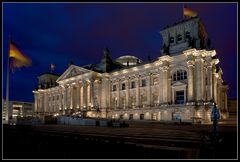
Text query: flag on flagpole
9 40 32 71
183 6 198 18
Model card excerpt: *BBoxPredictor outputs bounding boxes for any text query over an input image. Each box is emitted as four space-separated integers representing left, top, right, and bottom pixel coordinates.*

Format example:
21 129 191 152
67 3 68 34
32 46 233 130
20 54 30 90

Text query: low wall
58 116 96 126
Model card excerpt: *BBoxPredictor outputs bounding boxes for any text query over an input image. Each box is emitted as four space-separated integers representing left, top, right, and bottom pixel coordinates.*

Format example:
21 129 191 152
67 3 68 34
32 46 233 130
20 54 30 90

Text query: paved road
3 122 237 159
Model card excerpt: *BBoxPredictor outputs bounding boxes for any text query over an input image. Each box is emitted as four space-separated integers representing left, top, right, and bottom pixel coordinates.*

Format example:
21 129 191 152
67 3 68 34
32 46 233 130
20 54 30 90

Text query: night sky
2 3 237 102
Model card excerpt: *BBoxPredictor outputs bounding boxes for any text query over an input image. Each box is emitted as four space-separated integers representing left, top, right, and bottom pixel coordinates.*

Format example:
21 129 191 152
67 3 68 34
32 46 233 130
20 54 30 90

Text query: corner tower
160 17 208 55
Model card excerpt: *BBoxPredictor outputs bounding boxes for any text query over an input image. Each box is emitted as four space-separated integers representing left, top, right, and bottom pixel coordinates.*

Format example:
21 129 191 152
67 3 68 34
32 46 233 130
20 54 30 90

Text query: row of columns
114 72 163 109
111 55 218 109
35 79 98 115
187 55 215 103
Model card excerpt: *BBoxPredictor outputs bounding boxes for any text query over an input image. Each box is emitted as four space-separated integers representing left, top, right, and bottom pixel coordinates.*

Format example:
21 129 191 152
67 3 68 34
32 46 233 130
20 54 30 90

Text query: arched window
172 70 187 81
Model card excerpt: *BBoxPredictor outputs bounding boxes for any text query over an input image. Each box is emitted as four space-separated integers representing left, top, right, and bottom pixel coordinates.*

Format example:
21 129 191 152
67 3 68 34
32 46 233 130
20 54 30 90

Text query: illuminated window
173 70 187 81
131 81 136 89
141 79 146 87
129 114 133 120
112 85 116 91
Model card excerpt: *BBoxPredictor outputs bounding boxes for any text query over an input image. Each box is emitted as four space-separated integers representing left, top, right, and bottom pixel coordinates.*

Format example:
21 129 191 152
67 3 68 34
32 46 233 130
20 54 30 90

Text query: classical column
44 92 48 114
76 84 80 109
117 79 120 109
62 86 65 110
172 88 175 104
158 69 163 104
80 82 83 108
136 75 140 108
48 94 51 113
66 86 70 109
126 78 129 109
39 94 42 115
168 76 172 104
207 64 213 101
34 93 38 114
195 57 204 101
90 79 94 108
217 83 221 107
147 74 151 107
213 70 218 104
187 60 195 102
83 80 87 109
58 89 62 112
162 66 168 104
93 80 98 108
70 85 73 109
64 85 68 109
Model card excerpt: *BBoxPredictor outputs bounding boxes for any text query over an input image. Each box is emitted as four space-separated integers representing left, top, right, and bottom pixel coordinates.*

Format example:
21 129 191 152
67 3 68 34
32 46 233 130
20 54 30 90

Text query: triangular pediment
172 81 187 87
56 65 91 82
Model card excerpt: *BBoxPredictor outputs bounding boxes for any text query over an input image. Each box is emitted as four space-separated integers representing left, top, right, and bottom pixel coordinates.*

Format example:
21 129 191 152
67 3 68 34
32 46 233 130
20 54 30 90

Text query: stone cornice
158 55 173 62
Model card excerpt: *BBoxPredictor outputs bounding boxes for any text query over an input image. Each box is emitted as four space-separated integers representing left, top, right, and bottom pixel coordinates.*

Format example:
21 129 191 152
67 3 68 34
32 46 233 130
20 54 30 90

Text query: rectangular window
120 115 123 120
112 85 116 91
140 114 144 120
175 91 184 104
141 79 146 87
177 34 182 41
129 114 133 120
184 71 187 80
122 83 125 90
170 37 174 43
131 81 136 89
173 74 176 81
186 32 190 39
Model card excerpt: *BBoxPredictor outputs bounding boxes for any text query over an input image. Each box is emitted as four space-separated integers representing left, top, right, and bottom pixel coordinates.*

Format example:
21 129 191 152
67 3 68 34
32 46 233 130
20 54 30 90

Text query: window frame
121 83 126 90
112 85 116 91
131 81 136 89
172 70 187 81
175 90 185 104
141 79 146 87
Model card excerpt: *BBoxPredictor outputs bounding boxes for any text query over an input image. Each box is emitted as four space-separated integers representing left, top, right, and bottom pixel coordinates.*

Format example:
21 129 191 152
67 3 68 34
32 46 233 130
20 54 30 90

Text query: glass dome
115 55 142 66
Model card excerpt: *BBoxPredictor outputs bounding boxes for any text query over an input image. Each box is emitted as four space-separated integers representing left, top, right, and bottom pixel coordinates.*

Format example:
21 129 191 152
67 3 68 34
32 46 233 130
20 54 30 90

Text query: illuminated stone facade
33 17 228 123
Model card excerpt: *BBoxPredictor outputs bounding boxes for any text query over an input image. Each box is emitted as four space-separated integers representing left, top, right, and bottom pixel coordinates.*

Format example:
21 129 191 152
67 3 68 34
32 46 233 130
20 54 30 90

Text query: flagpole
6 35 11 124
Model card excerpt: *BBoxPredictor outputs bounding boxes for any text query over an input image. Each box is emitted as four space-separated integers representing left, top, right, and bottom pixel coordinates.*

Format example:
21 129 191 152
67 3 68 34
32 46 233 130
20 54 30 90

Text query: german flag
184 6 198 18
9 40 32 71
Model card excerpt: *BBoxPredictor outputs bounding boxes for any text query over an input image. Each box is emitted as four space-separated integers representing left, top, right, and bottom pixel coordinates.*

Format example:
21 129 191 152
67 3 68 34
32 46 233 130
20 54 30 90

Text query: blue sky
2 3 237 102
